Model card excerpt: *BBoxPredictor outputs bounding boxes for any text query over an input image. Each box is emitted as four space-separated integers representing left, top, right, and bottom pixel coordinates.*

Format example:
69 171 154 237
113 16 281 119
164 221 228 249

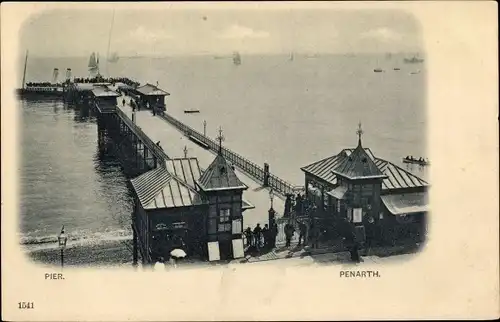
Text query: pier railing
115 108 167 167
158 111 298 197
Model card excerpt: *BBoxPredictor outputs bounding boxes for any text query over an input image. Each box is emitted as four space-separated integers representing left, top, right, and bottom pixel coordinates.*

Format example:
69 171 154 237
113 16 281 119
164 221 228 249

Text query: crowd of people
244 223 278 252
241 191 326 255
25 82 62 87
284 192 316 218
72 76 140 87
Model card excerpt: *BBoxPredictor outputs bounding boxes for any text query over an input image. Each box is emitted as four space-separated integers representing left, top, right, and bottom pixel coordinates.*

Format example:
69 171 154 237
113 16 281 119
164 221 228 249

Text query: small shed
133 83 170 111
91 86 120 113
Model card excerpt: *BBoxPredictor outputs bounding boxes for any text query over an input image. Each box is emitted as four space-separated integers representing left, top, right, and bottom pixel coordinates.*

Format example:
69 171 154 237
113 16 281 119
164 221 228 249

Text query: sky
20 8 423 57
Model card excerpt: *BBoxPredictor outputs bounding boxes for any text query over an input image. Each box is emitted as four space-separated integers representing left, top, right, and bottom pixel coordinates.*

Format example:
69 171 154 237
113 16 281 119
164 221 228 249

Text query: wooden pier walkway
115 96 285 229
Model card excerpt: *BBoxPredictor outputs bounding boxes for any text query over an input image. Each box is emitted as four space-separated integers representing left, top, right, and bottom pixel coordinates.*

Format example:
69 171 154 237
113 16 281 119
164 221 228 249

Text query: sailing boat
88 52 100 77
233 51 241 66
108 52 119 63
404 54 424 64
106 10 119 64
289 52 294 61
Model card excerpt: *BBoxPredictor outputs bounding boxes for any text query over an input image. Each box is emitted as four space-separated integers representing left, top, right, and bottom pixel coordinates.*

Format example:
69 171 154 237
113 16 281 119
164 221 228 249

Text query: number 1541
18 302 34 309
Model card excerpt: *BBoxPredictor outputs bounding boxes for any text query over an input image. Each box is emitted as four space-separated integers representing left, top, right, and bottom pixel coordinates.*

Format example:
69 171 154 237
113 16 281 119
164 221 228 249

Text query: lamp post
203 120 207 137
58 226 68 268
183 145 188 158
268 189 276 237
269 188 274 210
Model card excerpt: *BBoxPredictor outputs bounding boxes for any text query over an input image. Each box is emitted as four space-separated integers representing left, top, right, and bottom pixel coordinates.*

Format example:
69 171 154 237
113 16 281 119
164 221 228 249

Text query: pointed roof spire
196 155 247 192
216 126 225 155
331 122 386 180
356 122 364 147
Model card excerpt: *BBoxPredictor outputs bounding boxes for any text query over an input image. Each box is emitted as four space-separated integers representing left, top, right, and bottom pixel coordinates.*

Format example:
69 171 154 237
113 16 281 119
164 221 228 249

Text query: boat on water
184 109 200 114
410 70 421 75
402 156 430 166
374 68 384 73
403 55 424 64
394 67 401 71
88 52 101 77
108 52 119 63
233 51 241 66
106 11 119 64
289 52 294 61
17 83 65 99
16 51 65 99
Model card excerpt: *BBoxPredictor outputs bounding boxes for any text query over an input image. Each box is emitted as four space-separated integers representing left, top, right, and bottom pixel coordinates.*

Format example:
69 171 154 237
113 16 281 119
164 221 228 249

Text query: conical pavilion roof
332 140 386 180
197 154 247 192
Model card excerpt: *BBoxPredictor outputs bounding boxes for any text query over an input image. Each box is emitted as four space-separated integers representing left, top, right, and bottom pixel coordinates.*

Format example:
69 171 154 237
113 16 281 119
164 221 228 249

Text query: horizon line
20 51 424 59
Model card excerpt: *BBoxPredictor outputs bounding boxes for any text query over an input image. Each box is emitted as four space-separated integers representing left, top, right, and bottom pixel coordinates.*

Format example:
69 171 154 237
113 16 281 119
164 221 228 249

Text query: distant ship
108 52 119 63
16 50 65 99
403 156 429 166
394 67 401 71
88 52 101 77
410 70 421 75
289 52 294 61
404 55 424 64
233 51 241 66
374 68 384 73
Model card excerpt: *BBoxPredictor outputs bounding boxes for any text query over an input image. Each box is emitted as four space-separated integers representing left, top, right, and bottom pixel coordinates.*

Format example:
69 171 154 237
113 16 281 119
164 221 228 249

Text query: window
218 209 232 232
353 208 363 223
347 208 353 222
220 209 231 221
232 219 242 234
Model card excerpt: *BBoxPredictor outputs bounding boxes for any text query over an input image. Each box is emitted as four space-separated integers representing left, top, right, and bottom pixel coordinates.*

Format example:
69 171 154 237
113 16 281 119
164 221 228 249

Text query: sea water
18 54 427 266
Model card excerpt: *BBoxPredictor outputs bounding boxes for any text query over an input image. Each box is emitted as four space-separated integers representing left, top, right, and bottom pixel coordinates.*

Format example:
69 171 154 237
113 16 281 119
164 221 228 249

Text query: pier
66 80 304 264
63 78 429 266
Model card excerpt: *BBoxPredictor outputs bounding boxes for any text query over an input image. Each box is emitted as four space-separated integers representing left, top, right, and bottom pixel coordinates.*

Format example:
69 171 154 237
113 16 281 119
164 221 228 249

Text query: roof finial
216 126 225 155
356 122 364 147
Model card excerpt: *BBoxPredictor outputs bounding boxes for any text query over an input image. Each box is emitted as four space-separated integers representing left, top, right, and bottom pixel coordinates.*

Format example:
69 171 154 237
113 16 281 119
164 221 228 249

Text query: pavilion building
130 129 254 264
300 124 429 245
130 83 170 112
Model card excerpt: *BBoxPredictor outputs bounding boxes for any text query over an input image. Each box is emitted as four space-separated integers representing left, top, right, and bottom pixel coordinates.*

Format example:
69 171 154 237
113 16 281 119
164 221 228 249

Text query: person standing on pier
271 222 278 249
253 224 262 250
296 193 303 216
298 221 307 247
244 227 253 248
262 224 270 250
122 98 125 107
284 194 292 218
284 222 295 247
309 221 320 249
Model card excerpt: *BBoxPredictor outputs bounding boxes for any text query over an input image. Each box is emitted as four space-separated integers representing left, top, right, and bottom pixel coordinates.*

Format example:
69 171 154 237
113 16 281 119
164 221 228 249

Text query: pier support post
97 115 107 153
132 224 138 267
263 163 270 187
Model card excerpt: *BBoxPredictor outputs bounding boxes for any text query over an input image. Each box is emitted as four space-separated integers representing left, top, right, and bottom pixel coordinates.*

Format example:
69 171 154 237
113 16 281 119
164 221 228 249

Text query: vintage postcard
2 1 498 320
